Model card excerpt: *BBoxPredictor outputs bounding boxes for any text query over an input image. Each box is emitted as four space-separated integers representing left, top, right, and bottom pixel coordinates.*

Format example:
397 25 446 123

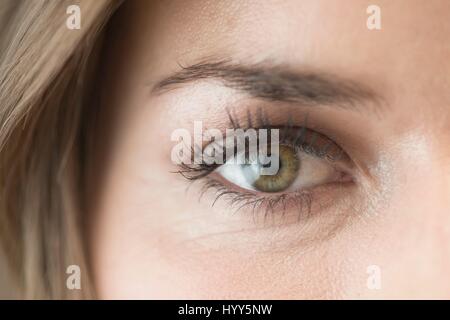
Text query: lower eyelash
195 178 315 221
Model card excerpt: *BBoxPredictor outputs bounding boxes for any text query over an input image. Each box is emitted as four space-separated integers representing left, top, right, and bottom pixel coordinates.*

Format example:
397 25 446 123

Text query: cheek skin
341 133 450 299
89 87 352 299
91 103 450 299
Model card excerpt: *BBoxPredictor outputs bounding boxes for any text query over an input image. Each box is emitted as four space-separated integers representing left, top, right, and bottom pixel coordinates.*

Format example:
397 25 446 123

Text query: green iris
242 145 300 193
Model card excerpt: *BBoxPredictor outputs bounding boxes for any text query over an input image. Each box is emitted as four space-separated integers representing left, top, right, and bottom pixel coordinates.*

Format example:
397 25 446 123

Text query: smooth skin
89 0 450 299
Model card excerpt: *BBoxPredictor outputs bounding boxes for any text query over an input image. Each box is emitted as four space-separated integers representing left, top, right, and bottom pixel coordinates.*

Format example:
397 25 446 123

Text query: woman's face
90 0 450 298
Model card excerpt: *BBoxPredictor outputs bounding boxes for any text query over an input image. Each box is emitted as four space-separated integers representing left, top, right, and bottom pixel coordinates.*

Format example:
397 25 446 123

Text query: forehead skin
91 0 450 299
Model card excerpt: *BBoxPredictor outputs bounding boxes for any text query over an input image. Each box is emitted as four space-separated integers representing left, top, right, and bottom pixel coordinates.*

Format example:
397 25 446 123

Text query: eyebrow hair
152 59 382 111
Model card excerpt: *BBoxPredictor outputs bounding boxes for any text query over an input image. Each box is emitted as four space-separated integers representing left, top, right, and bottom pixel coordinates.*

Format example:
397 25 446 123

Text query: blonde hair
0 0 122 299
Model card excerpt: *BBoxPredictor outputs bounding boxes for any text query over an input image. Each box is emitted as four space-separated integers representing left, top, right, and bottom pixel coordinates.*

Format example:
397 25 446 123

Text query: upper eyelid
175 106 356 182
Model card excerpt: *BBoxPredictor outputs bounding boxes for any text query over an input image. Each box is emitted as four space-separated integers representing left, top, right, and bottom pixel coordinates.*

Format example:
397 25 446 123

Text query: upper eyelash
176 112 343 181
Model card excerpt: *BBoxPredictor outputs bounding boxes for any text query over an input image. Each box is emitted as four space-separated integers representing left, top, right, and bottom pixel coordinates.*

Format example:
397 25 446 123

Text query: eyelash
175 109 347 219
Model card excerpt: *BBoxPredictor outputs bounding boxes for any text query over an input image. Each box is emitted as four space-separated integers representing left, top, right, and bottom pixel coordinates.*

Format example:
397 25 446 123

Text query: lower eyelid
196 174 356 225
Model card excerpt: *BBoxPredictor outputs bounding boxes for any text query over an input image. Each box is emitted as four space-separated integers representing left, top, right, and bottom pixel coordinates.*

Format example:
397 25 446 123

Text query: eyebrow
152 59 382 111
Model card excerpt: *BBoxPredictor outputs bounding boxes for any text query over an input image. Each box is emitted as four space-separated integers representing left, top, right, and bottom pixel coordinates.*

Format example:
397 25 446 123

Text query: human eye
176 110 355 220
216 141 350 194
